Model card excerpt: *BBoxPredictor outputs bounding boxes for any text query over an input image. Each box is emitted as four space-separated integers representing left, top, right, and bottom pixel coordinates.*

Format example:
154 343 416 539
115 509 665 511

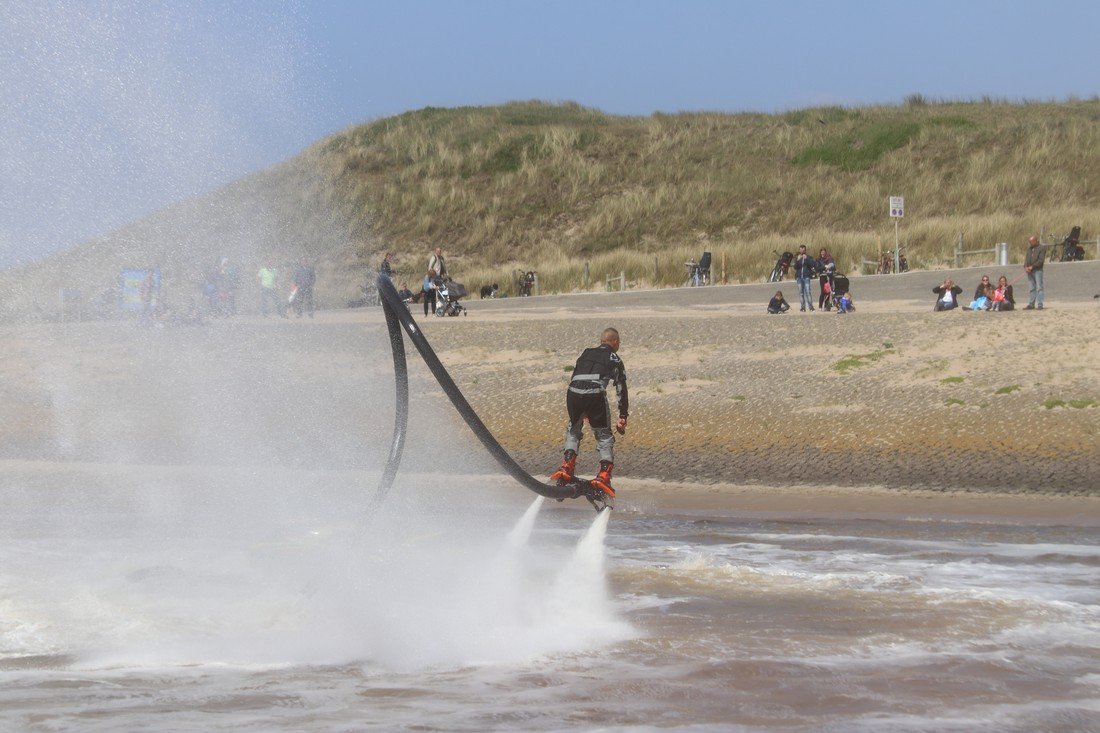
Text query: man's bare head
600 327 620 352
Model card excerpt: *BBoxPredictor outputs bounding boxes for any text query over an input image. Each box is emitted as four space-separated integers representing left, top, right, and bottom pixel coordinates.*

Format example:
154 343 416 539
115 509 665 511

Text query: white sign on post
889 196 905 218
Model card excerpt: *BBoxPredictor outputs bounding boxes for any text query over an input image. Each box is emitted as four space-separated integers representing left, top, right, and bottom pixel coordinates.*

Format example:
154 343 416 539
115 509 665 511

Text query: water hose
374 273 574 503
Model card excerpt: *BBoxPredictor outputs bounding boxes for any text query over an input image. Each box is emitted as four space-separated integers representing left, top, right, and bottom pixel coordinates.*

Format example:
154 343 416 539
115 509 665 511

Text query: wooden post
721 251 726 284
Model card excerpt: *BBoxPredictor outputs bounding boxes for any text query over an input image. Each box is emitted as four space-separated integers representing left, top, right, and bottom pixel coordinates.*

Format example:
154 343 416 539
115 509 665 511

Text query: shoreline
3 458 1097 527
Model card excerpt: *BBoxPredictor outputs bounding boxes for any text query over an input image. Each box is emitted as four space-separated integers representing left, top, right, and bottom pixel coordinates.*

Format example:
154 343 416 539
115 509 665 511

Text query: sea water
1 474 1096 732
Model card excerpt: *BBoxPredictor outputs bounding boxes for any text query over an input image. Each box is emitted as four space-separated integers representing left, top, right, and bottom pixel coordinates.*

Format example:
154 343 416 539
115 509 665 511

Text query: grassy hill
4 98 1099 316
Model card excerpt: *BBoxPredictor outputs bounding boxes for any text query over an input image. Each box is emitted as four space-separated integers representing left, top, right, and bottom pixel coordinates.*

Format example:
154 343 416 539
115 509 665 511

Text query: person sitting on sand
933 279 963 311
837 291 853 313
397 282 414 303
991 275 1015 311
968 276 993 311
767 290 791 314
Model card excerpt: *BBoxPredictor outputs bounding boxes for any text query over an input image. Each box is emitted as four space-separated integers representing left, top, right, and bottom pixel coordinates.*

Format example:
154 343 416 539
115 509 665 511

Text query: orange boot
590 460 616 498
550 450 577 485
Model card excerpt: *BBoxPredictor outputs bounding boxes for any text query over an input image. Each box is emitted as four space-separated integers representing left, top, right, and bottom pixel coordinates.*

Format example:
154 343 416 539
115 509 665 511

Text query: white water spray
505 495 545 549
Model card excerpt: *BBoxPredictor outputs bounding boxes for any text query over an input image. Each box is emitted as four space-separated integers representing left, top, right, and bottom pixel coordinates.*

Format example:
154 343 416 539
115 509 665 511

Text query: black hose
376 273 574 501
373 296 408 504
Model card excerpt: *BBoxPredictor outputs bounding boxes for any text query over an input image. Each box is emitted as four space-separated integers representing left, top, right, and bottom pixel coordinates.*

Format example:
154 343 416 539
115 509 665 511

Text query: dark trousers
293 287 314 317
563 390 615 463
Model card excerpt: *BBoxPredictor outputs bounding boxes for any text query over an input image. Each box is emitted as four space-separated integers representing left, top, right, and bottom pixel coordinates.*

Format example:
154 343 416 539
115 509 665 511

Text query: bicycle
876 251 893 275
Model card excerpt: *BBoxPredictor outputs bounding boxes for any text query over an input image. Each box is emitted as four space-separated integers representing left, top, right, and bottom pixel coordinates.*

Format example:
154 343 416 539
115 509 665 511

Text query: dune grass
5 98 1100 314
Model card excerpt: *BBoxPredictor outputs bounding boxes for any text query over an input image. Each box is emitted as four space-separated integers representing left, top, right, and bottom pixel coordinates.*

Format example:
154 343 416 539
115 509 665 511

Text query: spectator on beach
380 252 394 277
257 264 286 317
218 258 239 316
422 268 437 316
816 247 835 310
428 246 448 280
1023 235 1045 309
549 327 628 499
968 276 993 310
767 290 791 314
202 267 220 314
139 268 157 325
292 260 316 318
933 278 963 311
991 274 1015 311
397 282 414 303
793 244 817 312
837 291 853 314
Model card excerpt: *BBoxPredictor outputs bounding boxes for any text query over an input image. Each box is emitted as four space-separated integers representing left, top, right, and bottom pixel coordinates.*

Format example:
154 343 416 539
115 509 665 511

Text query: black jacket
569 344 629 418
933 284 963 304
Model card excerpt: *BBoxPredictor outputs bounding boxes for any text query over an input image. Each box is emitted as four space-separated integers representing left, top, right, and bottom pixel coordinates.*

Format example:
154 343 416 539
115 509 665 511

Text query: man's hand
616 417 627 435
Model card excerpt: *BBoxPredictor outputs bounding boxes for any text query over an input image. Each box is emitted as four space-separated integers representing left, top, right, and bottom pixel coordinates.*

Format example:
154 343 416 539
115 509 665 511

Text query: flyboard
374 273 611 512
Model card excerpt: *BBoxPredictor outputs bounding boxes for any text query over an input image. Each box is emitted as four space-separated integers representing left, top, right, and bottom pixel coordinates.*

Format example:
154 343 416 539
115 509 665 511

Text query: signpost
889 196 904 274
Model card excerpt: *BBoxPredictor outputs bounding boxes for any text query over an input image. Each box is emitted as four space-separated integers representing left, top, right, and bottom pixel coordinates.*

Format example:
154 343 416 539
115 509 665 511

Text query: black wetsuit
564 343 628 462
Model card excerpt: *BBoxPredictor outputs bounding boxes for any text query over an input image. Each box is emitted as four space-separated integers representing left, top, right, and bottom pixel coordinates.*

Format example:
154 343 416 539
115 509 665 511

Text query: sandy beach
2 261 1098 520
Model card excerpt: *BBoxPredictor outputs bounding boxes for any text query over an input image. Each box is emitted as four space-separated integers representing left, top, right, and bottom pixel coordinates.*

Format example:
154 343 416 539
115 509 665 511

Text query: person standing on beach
380 252 394 277
422 268 437 316
292 260 316 318
428 246 447 280
793 245 817 312
257 264 286 317
816 247 835 310
550 328 629 498
1023 235 1045 309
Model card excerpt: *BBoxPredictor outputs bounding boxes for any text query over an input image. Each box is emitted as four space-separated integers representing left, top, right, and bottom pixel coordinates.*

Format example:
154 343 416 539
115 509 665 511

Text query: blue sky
3 0 1099 267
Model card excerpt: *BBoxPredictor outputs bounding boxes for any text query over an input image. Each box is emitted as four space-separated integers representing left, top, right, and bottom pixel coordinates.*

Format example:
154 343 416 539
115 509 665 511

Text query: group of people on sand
933 274 1017 312
769 245 853 314
768 288 852 314
380 247 464 317
255 260 317 318
934 235 1047 312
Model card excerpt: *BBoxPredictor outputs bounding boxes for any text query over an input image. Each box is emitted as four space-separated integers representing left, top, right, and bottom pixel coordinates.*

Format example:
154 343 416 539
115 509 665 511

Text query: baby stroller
826 273 850 311
435 279 467 317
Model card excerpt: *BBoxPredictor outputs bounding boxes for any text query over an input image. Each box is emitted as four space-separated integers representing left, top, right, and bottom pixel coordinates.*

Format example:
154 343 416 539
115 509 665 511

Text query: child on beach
550 327 629 498
767 291 791 314
837 291 853 313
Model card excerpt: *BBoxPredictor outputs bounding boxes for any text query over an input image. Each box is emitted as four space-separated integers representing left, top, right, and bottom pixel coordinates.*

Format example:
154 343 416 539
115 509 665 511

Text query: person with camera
932 278 963 311
792 244 818 312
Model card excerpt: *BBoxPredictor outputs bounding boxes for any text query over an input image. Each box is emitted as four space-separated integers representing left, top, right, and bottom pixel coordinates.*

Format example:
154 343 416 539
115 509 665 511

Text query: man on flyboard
550 327 629 499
